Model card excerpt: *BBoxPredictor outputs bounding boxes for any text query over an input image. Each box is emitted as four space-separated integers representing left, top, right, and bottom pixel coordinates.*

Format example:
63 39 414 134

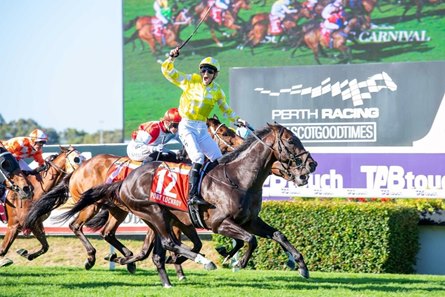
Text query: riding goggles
200 66 216 75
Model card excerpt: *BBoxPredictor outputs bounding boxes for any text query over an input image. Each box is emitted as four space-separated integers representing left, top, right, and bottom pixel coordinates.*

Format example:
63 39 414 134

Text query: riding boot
188 163 209 206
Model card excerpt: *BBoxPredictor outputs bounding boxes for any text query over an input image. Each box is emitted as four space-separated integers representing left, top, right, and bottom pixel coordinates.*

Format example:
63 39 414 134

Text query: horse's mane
218 126 272 163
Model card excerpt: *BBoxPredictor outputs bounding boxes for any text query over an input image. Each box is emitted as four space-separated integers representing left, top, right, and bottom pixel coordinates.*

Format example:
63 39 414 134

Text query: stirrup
188 195 211 206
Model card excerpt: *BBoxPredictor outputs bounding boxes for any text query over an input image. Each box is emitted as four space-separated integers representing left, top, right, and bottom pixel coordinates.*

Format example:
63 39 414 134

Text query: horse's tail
84 209 110 231
54 181 122 224
123 16 138 31
23 172 72 229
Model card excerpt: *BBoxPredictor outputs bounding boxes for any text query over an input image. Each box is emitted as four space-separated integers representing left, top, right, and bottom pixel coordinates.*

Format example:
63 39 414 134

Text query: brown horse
206 114 244 154
58 123 317 287
194 0 251 47
23 117 246 276
124 8 192 57
292 15 370 64
238 7 313 53
0 146 82 267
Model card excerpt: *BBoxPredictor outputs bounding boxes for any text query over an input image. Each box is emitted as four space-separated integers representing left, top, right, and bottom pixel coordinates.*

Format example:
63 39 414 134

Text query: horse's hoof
299 267 310 279
163 284 173 289
127 263 136 274
204 262 217 271
104 253 117 262
286 259 296 270
16 248 28 257
84 260 95 270
0 258 13 267
178 275 186 281
217 43 223 47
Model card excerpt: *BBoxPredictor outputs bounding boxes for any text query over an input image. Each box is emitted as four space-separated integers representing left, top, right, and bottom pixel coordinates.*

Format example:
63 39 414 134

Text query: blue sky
0 0 123 133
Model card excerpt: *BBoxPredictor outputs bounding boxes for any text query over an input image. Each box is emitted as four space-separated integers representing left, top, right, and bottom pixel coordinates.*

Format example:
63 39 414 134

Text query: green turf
2 266 445 296
122 0 445 139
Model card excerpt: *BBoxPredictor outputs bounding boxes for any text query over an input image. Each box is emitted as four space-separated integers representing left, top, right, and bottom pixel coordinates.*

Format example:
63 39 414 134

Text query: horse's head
207 115 244 154
345 14 370 35
0 148 33 199
268 123 317 186
45 146 84 176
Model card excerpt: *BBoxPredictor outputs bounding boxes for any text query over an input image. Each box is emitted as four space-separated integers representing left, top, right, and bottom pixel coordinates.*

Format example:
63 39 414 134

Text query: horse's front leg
246 216 309 279
210 28 224 47
16 221 48 261
0 217 20 267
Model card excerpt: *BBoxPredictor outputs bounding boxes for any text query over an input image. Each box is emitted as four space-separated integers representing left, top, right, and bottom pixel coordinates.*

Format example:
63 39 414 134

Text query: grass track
2 266 445 297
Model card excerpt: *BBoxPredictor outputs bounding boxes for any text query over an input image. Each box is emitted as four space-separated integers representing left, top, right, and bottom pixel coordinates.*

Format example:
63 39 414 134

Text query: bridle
249 126 314 179
209 123 236 152
44 148 83 176
0 169 26 194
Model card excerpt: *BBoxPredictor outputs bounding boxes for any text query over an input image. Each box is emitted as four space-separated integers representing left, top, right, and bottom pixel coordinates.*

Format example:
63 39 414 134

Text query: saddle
105 158 142 184
148 161 218 228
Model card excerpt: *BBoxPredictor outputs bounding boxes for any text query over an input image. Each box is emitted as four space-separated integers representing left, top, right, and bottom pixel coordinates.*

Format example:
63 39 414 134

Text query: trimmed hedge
212 200 419 273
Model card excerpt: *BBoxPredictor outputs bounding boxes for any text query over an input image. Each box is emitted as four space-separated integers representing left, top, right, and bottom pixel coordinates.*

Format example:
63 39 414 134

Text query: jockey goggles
168 122 179 129
200 66 216 75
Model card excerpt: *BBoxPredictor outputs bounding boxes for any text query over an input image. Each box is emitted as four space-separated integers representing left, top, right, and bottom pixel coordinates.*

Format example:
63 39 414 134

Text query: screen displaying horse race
122 0 445 139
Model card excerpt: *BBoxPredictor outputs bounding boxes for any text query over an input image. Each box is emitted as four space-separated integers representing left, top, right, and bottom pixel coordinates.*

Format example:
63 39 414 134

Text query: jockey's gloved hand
35 163 48 173
236 118 248 127
169 47 180 58
155 144 165 153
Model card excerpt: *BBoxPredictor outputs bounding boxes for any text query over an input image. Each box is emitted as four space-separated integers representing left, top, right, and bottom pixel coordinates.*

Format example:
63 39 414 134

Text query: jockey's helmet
29 129 48 144
199 57 220 72
163 108 182 123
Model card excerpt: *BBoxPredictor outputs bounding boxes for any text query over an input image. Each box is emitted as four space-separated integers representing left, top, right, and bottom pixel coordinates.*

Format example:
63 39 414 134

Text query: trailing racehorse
58 123 317 287
291 15 370 64
400 0 440 22
124 8 192 58
238 6 313 54
0 146 83 267
193 0 250 47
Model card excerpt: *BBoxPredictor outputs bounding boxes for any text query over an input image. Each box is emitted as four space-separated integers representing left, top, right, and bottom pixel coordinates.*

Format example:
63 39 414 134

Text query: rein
0 170 23 193
45 148 82 176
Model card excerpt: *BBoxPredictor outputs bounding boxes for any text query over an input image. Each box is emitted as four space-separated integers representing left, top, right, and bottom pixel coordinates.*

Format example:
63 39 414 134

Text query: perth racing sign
231 61 445 147
231 61 445 198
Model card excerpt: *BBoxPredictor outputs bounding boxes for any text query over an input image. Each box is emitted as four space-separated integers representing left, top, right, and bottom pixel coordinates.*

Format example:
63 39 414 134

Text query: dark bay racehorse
58 123 317 287
0 146 82 267
24 117 247 276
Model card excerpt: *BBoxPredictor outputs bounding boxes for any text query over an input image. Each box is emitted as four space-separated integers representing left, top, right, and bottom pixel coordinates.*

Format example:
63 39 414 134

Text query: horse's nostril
23 186 32 194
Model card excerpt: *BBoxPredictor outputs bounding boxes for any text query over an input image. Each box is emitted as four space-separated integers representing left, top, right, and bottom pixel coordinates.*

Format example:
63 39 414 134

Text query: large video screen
123 0 445 139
